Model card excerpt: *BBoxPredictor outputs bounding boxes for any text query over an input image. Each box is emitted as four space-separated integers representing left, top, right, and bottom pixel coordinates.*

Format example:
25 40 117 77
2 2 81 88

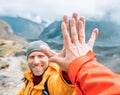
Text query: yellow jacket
16 63 75 95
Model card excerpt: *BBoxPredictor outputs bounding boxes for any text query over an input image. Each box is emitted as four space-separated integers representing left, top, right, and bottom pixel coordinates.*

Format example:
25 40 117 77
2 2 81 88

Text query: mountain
86 20 120 47
0 19 25 44
1 16 120 49
0 16 46 40
38 20 63 49
0 19 27 56
0 20 28 95
38 19 120 49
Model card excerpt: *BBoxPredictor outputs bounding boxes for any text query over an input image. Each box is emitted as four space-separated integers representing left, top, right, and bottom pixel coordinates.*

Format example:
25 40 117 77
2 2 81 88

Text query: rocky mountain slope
0 16 46 40
0 20 28 95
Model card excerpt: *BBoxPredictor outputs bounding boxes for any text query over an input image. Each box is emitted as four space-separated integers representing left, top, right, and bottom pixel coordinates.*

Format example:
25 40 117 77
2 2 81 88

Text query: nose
33 56 40 65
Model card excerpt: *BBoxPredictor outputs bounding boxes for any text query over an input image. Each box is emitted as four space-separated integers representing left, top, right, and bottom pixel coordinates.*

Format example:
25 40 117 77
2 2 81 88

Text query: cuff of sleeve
68 51 95 84
59 69 73 86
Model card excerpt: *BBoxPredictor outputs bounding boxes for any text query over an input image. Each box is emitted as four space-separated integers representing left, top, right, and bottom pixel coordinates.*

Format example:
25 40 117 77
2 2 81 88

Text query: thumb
49 56 64 64
40 46 58 57
49 56 68 72
88 28 99 50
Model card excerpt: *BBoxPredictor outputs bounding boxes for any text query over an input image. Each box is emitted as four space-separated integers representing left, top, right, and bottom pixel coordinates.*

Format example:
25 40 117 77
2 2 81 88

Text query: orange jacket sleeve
68 51 120 95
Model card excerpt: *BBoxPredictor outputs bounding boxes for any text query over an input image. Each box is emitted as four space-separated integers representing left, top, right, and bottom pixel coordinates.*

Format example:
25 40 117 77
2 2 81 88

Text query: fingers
87 28 99 50
72 13 78 21
49 56 61 63
70 18 78 44
59 48 65 57
63 15 69 31
79 17 85 29
78 17 86 43
49 56 68 71
62 15 70 48
61 22 71 48
40 46 57 57
72 13 78 30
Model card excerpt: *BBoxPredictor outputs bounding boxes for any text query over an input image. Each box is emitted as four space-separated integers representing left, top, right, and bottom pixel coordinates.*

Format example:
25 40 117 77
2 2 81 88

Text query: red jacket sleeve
68 51 120 95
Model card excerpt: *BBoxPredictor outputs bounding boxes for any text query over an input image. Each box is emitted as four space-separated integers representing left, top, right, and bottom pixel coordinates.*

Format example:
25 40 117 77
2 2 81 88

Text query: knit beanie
26 40 50 57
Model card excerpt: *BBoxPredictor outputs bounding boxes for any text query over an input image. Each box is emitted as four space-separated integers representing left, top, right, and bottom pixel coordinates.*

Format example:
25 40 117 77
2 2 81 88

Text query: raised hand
64 13 98 51
41 13 99 71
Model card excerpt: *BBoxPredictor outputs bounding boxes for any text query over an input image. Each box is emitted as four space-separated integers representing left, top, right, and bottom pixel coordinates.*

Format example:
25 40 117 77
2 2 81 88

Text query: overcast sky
0 0 120 24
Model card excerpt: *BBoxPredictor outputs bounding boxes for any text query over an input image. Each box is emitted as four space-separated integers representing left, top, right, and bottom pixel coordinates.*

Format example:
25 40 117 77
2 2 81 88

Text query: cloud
0 0 120 24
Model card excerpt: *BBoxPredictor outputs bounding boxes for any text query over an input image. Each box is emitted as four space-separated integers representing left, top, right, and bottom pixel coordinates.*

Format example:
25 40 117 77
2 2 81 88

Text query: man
41 13 120 95
16 40 76 95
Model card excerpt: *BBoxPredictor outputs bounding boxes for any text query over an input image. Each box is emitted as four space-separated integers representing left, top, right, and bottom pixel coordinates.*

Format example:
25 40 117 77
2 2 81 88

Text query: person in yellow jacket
16 40 75 95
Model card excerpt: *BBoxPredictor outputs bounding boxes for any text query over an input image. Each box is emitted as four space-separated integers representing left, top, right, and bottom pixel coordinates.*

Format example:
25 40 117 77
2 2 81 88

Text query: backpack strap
42 79 49 95
22 77 29 88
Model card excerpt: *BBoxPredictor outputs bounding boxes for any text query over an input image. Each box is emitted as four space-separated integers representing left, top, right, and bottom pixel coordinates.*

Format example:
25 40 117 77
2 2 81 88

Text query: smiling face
27 51 49 76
